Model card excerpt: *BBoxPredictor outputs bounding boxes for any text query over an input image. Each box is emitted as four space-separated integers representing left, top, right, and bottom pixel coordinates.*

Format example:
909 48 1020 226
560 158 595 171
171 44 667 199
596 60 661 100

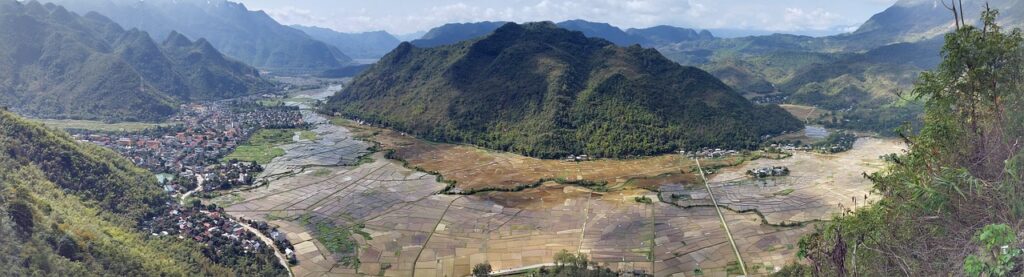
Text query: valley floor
212 97 904 276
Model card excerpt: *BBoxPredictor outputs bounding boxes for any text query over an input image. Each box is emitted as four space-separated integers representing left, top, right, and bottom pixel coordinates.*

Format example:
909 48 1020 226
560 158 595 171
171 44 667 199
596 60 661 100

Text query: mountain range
0 1 271 121
291 25 401 60
47 0 354 74
327 22 801 158
410 19 714 48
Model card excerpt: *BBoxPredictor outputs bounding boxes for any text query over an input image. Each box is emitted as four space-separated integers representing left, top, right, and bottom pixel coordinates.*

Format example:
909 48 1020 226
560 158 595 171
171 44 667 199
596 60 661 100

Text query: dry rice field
336 119 745 192
215 111 905 276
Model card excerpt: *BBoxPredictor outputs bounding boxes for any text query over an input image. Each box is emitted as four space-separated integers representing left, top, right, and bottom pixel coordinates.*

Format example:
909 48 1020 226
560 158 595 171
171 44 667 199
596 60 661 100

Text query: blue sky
237 0 900 36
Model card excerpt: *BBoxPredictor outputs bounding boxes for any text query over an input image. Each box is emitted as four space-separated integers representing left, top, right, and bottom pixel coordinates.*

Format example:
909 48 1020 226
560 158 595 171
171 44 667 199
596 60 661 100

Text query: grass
222 129 297 165
634 196 653 204
301 215 370 269
726 261 745 275
773 188 796 196
312 168 332 177
30 118 177 132
258 97 316 107
299 130 317 141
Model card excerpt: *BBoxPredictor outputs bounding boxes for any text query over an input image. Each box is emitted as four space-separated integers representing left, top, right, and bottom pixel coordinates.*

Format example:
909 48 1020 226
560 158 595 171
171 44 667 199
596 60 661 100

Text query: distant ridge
292 25 401 59
48 0 354 74
408 20 714 48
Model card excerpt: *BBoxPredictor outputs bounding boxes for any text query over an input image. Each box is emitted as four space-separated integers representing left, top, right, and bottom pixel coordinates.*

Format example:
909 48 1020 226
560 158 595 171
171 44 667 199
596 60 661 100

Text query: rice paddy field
214 111 906 276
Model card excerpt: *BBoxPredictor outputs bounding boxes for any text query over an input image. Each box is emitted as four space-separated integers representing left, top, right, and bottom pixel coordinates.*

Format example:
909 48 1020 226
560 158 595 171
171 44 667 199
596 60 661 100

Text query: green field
222 128 297 165
299 130 317 141
258 97 316 107
30 118 177 132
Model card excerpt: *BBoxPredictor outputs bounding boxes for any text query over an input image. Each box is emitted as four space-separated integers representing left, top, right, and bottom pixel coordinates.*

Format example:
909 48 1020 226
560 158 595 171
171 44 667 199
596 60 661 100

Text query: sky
237 0 900 37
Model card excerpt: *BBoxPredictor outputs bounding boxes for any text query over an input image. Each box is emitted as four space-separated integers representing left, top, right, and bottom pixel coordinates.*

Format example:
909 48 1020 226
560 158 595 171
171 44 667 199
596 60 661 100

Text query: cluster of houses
72 102 302 187
160 161 264 196
243 218 298 264
680 148 740 159
564 154 592 162
746 166 790 178
145 205 268 256
766 143 814 152
751 94 787 105
812 132 857 154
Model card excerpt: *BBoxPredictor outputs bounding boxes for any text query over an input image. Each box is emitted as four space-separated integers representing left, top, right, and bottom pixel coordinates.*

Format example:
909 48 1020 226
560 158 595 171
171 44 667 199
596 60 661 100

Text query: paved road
239 221 294 277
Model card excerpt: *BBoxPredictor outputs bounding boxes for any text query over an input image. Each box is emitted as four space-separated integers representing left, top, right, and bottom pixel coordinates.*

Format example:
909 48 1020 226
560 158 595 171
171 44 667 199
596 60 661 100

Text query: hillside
0 1 271 121
785 11 1024 276
292 25 400 59
327 22 802 158
49 0 353 73
0 110 286 276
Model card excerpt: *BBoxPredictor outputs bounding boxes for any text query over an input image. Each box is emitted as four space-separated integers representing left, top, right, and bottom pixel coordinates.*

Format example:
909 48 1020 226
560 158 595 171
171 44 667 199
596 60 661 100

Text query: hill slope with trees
0 1 271 121
327 22 801 158
782 8 1024 276
0 109 286 276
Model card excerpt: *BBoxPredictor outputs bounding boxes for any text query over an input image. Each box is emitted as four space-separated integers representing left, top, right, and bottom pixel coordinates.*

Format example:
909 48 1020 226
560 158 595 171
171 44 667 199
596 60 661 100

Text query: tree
791 5 1024 276
472 263 492 277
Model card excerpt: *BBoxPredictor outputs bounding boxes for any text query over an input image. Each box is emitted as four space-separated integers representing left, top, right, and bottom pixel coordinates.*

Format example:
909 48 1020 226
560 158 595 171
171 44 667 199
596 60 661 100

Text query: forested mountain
0 110 286 276
292 25 401 60
0 1 271 121
48 0 353 73
327 22 801 158
410 21 508 47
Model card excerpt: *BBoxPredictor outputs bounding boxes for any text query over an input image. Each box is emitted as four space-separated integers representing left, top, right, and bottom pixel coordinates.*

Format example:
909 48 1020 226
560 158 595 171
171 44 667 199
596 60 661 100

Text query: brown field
217 112 905 276
780 104 827 123
334 119 746 192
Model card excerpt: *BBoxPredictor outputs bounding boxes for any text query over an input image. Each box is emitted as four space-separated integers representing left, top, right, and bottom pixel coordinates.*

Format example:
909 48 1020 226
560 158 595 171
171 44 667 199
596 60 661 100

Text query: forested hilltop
327 22 802 158
0 1 272 122
780 7 1024 276
0 110 286 276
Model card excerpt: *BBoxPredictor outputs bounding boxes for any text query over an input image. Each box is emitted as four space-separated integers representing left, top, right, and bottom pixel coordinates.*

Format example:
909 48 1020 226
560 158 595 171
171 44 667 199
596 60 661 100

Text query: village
142 201 299 265
68 100 307 268
70 101 305 194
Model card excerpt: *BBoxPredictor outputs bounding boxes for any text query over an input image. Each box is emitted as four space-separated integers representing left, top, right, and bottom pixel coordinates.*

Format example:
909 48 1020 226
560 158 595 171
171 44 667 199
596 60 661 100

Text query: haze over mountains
291 25 400 60
48 0 354 73
410 19 715 48
328 22 801 158
0 1 270 121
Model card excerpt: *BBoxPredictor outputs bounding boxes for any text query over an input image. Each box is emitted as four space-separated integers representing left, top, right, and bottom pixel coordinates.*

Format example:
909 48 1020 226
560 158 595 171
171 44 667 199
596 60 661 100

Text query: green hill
327 22 802 158
0 109 285 276
0 1 271 122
